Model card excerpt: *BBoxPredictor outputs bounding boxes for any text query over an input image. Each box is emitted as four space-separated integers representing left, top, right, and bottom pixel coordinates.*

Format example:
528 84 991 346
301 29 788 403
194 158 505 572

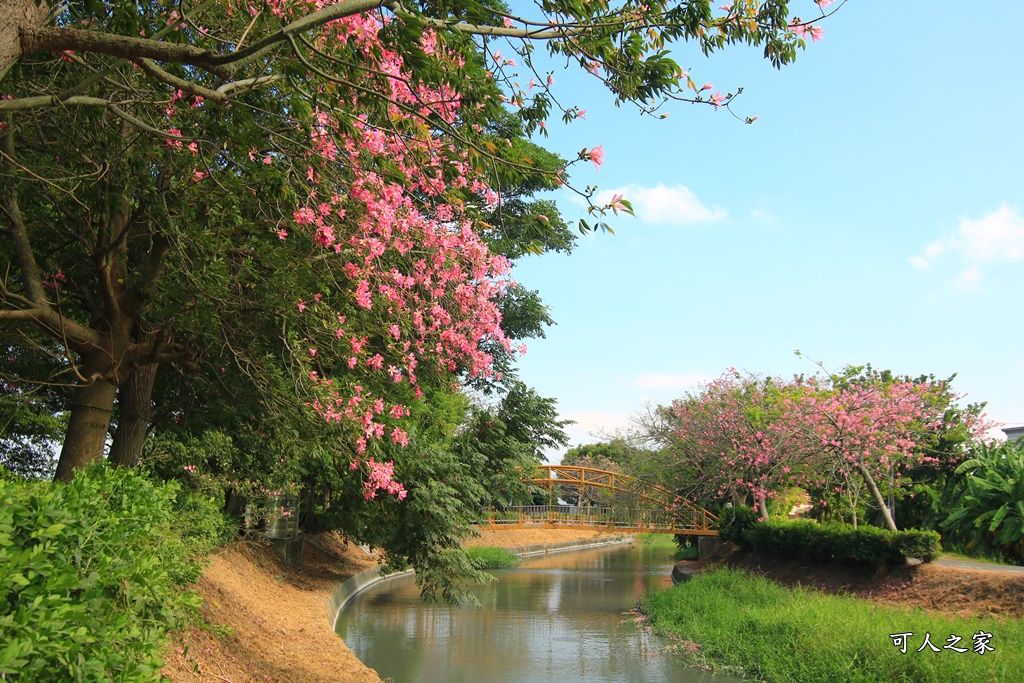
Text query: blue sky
499 2 1024 457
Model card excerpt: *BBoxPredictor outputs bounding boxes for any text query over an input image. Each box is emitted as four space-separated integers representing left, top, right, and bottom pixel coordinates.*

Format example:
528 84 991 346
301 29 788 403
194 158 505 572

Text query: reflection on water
335 541 742 683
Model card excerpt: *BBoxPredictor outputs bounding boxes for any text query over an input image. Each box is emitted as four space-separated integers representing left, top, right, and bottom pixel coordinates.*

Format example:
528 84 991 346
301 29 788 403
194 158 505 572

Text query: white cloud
595 183 726 225
911 204 1024 272
634 372 712 390
952 266 982 291
749 207 779 225
554 411 632 458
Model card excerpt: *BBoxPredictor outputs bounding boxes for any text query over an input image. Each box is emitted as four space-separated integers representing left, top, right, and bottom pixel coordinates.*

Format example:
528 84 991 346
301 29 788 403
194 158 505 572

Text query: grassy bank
642 568 1024 682
465 546 520 568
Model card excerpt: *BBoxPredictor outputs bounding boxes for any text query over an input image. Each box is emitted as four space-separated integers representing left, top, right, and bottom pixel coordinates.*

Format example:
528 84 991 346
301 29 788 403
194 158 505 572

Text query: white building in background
1001 426 1024 442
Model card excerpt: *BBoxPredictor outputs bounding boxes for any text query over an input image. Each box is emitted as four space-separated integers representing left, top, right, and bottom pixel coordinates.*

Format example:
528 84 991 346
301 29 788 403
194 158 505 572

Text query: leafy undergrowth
465 545 520 568
642 568 1024 683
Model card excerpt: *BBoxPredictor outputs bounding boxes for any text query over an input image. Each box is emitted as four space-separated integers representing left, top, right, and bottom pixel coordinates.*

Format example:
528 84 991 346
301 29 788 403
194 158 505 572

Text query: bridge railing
474 505 717 533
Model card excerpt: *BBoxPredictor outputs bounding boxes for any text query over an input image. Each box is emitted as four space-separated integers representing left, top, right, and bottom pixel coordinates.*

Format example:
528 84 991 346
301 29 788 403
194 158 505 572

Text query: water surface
336 541 742 683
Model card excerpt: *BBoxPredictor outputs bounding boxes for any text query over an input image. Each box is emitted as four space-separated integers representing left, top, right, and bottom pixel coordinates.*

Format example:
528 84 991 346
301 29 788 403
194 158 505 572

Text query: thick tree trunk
856 462 898 532
53 376 118 482
757 497 769 520
0 0 49 80
108 361 158 468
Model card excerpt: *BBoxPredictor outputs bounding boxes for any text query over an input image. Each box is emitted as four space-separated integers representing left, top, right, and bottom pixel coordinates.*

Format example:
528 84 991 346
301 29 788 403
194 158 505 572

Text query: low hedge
739 518 940 568
0 465 221 682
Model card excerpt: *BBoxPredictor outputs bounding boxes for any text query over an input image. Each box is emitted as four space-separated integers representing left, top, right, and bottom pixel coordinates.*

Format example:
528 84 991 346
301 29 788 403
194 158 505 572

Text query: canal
335 540 743 682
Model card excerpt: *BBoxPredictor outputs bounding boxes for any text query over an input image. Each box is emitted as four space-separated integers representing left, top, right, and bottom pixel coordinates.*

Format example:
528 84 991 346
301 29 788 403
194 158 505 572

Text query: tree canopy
2 0 847 598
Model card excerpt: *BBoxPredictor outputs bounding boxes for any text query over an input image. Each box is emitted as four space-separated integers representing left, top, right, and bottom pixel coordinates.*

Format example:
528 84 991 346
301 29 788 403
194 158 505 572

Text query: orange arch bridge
476 465 718 536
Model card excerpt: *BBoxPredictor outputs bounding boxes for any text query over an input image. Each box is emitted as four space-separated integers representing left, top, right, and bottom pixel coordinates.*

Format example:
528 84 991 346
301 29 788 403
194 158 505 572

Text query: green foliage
464 546 520 569
938 440 1024 563
716 505 760 544
739 519 941 568
0 349 67 479
0 465 210 682
642 568 1024 683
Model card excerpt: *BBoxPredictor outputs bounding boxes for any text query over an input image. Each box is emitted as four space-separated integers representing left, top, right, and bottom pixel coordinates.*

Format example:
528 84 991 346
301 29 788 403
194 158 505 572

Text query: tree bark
856 462 898 532
53 375 118 482
757 496 769 520
108 360 158 468
0 0 49 80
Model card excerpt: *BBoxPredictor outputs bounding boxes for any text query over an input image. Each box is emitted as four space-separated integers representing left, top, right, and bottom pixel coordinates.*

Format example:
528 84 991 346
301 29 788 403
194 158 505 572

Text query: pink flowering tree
662 371 806 517
783 365 995 530
645 364 992 531
1 0 847 482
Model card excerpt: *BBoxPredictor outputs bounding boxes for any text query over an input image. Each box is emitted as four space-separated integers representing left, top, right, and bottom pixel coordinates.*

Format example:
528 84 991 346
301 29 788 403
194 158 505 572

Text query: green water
335 541 742 683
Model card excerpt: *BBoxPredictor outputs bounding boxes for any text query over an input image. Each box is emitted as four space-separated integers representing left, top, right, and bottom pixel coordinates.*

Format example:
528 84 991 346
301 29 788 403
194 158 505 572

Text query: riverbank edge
328 534 633 630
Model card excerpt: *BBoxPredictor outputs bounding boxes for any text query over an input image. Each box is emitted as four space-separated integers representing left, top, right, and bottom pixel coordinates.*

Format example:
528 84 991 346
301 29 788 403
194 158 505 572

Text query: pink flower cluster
363 458 408 500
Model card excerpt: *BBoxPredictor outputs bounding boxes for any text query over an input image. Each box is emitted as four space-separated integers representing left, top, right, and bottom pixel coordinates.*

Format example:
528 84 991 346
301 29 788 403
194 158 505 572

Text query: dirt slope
161 533 383 683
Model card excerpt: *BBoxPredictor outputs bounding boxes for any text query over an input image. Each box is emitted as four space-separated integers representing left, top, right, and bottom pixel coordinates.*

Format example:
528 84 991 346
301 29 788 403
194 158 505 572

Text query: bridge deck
474 506 718 537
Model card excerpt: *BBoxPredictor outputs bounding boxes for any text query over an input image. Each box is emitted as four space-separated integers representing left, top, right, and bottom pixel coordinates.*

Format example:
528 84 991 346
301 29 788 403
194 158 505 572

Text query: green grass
465 546 520 568
673 545 699 561
941 543 1021 567
635 532 678 545
642 568 1024 682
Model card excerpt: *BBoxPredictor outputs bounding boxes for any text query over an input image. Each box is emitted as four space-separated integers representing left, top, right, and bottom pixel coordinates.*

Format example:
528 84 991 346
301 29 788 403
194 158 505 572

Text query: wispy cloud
634 372 712 390
595 183 726 225
910 205 1024 288
557 411 631 453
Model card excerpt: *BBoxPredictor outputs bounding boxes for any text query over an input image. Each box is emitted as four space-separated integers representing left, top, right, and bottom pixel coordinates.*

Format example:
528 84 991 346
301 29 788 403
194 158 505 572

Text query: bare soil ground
693 543 1024 620
161 533 383 683
464 527 621 548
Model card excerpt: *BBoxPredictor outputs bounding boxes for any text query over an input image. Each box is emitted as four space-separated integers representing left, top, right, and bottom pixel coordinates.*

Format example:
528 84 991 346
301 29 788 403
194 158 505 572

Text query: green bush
465 546 520 569
716 505 760 544
939 441 1024 564
892 529 942 563
0 466 209 682
740 519 940 568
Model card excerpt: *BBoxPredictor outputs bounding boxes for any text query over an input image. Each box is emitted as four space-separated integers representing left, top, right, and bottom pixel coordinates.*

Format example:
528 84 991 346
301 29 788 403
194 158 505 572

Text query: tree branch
136 59 227 103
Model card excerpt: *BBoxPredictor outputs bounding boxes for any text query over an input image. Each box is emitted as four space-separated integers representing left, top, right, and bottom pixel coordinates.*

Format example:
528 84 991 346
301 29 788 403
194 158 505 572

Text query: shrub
740 519 940 568
939 441 1024 564
465 546 520 569
0 465 207 682
716 505 760 544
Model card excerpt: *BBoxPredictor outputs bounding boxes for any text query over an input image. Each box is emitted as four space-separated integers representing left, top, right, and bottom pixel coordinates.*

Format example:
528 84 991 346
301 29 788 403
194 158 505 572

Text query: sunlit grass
940 543 1021 567
642 568 1023 682
635 532 677 546
464 546 519 569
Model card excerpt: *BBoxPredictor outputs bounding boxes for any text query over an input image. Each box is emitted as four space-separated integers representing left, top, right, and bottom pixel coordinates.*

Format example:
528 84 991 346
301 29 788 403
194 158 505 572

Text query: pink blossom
587 145 605 169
